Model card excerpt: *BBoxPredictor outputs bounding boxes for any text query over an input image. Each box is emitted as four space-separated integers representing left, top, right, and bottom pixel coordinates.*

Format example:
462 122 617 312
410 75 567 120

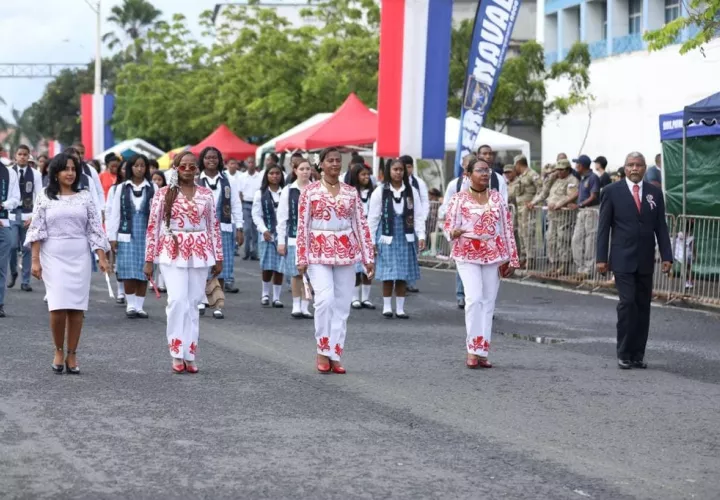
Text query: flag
454 0 522 176
80 93 115 158
376 0 453 160
47 140 63 157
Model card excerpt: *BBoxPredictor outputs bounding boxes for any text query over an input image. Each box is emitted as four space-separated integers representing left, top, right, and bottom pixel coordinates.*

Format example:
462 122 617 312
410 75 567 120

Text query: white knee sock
301 299 310 314
353 286 361 302
396 296 406 315
262 281 271 298
272 284 282 302
383 297 392 314
292 297 301 313
361 284 371 302
117 281 125 296
125 294 136 311
136 295 145 311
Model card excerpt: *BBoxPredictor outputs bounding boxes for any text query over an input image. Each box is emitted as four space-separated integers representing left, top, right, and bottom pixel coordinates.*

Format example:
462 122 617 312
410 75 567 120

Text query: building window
629 0 642 34
664 0 680 23
602 7 607 40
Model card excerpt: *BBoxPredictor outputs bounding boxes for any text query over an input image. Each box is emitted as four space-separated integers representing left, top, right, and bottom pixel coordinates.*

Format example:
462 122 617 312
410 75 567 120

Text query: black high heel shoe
65 350 81 375
51 346 64 374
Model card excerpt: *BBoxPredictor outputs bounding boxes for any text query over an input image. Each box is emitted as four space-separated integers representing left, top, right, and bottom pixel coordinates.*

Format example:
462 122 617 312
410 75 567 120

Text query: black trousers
614 272 653 361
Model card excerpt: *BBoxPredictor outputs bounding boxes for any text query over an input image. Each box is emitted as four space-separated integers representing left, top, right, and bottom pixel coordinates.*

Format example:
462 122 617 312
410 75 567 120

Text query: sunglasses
177 164 198 172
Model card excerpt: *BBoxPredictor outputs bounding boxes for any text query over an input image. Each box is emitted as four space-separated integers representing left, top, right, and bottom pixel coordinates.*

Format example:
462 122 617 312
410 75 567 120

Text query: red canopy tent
275 93 377 151
190 124 257 160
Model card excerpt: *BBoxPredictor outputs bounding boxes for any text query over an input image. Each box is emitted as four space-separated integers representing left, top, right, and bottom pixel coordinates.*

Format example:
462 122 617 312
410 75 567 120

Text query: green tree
4 108 42 152
644 2 719 54
0 96 9 132
102 0 163 59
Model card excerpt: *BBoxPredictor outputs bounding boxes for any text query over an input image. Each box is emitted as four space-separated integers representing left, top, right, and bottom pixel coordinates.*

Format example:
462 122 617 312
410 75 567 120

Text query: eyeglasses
178 164 198 172
472 167 491 174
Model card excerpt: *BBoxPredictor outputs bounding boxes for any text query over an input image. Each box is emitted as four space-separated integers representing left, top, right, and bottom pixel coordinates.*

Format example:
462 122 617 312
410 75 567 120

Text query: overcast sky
0 0 216 122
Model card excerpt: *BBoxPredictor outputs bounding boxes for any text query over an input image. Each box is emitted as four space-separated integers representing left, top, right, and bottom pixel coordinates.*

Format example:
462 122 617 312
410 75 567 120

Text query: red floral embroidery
168 338 182 354
189 342 197 355
317 337 330 352
334 344 343 357
468 336 490 353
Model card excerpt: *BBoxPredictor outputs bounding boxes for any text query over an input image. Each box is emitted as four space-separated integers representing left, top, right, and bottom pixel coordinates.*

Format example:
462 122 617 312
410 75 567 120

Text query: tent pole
372 142 379 179
682 124 687 220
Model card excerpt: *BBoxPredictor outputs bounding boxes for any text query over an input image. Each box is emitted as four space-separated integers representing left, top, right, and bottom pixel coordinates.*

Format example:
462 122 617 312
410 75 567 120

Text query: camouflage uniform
504 165 520 248
531 161 578 274
515 167 542 263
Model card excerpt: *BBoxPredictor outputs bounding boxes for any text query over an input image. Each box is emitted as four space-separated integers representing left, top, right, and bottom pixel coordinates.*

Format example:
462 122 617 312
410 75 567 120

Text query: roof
684 91 720 126
190 124 257 159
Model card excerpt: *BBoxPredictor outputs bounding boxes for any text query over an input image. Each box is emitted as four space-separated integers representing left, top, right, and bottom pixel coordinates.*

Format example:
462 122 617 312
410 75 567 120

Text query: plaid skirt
376 215 420 282
259 239 286 274
116 212 149 281
219 230 235 280
284 244 301 277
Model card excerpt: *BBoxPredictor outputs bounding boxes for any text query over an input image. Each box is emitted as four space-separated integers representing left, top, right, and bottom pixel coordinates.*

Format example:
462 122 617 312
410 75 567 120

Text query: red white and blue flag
47 140 63 157
80 93 115 158
376 0 453 160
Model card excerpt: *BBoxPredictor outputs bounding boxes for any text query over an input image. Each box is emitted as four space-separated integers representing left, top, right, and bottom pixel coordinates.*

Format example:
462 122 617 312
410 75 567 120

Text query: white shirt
625 177 643 200
237 170 263 203
12 164 43 221
81 162 105 213
1 167 21 226
199 171 244 230
409 174 429 219
225 170 242 190
106 179 156 241
439 176 462 220
252 188 281 236
367 183 426 244
276 181 310 246
106 184 119 225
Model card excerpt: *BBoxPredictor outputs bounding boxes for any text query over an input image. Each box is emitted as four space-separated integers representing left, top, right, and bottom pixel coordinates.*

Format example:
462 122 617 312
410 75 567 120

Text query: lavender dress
24 190 109 311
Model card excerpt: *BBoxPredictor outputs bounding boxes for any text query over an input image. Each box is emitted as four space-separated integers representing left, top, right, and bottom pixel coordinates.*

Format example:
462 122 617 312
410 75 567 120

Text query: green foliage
102 0 163 59
4 108 41 153
644 1 719 54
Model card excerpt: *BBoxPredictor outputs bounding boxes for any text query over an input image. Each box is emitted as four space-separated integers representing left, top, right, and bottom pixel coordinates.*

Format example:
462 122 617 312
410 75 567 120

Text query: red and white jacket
145 186 223 268
443 190 519 267
296 181 374 267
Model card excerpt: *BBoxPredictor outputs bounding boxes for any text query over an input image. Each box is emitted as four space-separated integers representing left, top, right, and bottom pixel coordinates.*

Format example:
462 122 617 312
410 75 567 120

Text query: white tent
256 113 332 163
94 138 165 162
444 117 531 160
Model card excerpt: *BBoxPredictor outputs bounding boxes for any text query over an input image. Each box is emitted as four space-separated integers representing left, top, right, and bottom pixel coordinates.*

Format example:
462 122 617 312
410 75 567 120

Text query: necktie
632 184 641 213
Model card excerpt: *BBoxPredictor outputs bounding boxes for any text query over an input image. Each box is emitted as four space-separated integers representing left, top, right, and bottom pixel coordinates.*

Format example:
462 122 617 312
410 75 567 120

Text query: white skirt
41 237 92 311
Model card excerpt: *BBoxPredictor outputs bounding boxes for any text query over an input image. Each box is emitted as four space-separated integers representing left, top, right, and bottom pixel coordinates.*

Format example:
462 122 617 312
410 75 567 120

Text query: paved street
1 258 719 500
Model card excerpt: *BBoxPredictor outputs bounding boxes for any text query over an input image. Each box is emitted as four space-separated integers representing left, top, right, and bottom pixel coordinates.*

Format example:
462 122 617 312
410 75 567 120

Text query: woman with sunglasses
296 147 374 374
443 157 519 369
144 152 223 374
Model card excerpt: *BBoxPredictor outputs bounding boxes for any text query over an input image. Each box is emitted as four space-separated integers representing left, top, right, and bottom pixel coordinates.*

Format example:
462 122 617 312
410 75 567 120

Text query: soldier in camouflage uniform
529 160 579 276
514 155 542 267
504 165 520 249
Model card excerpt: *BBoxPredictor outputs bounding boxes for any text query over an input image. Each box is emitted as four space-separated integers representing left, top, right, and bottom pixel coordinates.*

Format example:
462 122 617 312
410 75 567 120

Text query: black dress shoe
224 284 239 293
242 255 250 261
632 360 648 369
406 286 419 293
617 360 632 370
457 298 465 309
116 296 126 305
0 306 5 318
21 283 32 292
395 312 409 319
7 273 17 288
361 300 376 310
382 311 394 318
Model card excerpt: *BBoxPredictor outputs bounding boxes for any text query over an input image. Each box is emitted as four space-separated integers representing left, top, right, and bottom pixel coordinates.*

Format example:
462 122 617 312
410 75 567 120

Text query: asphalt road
1 258 719 500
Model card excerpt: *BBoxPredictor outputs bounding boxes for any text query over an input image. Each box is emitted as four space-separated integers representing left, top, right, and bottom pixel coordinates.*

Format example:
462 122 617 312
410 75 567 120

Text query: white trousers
456 262 500 357
307 264 355 361
160 264 209 361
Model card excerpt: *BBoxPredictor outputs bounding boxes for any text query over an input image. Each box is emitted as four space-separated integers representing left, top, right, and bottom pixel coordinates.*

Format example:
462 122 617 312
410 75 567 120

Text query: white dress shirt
199 171 243 230
1 167 21 226
367 183 426 244
276 181 310 246
252 188 281 237
237 171 263 204
106 179 156 241
625 177 643 200
12 164 43 221
81 162 105 214
410 174 429 219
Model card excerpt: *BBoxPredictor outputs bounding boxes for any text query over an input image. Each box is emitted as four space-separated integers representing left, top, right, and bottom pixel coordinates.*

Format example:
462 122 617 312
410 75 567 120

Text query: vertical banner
454 0 522 176
377 0 453 160
80 93 115 159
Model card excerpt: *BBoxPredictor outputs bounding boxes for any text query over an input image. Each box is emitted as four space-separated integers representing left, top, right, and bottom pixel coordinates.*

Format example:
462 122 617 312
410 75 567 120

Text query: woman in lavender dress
25 153 111 375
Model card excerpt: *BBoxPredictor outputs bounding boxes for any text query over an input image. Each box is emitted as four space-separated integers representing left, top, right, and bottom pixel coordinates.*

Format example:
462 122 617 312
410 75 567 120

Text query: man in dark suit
596 152 673 370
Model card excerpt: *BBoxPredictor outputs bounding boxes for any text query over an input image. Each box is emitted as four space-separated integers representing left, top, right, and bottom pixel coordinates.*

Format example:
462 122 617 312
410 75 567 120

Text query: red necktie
632 184 641 213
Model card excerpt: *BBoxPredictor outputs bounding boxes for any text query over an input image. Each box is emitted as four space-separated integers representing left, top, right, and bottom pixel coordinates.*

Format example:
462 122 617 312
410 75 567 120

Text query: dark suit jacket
596 180 673 274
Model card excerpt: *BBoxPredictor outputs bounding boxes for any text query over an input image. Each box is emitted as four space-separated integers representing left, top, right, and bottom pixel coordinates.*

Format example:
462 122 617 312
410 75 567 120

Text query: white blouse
367 183 426 245
106 180 155 241
277 181 310 247
198 171 244 231
251 188 281 238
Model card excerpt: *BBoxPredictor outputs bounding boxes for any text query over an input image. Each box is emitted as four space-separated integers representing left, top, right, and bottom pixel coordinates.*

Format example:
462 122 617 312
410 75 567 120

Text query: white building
539 0 719 167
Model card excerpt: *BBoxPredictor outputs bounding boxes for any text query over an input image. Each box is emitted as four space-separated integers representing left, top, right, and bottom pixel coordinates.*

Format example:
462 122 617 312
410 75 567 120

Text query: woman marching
197 147 244 318
443 157 519 369
348 163 376 310
251 163 286 308
106 160 128 304
107 154 156 319
144 151 223 374
296 147 374 374
25 153 111 374
367 159 426 319
277 159 314 318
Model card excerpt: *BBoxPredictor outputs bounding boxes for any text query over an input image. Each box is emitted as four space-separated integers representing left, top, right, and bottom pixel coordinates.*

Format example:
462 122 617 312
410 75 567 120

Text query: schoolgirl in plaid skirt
252 164 286 308
107 155 155 319
367 159 426 319
277 159 313 318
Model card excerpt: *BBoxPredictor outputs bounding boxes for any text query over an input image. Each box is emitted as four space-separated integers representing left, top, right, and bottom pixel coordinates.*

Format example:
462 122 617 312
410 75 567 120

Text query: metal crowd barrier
421 198 720 309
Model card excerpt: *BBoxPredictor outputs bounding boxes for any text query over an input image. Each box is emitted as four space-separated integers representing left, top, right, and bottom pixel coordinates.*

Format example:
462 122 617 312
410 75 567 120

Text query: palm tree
4 108 41 154
0 96 8 132
102 0 162 58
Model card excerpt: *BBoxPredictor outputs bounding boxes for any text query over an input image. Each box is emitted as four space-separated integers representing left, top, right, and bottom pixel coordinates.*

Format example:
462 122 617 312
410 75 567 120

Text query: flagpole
94 0 102 95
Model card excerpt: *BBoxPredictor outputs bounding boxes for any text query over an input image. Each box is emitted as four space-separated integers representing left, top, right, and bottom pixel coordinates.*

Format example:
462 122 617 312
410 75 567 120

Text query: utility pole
84 0 103 157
